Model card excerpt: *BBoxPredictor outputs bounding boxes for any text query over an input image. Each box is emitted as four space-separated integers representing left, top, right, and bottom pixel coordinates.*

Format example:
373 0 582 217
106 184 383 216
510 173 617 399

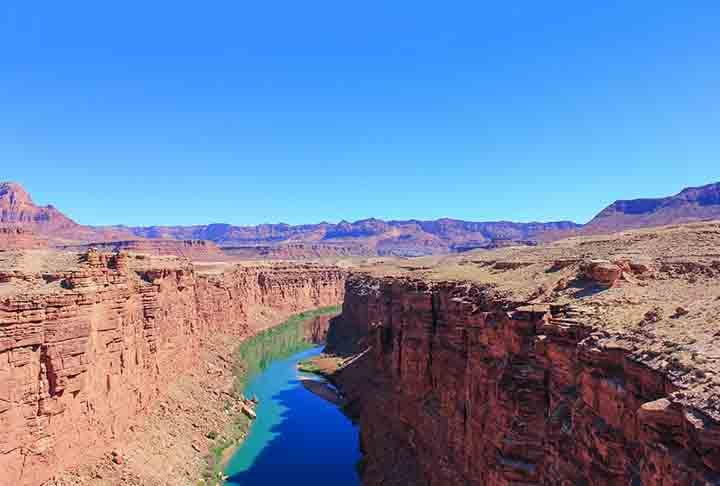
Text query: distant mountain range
105 219 581 256
2 181 720 258
582 182 720 233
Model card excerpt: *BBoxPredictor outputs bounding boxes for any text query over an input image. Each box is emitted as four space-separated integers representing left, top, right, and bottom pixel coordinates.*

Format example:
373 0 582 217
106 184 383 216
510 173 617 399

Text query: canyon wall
332 274 720 486
305 314 338 343
0 253 345 486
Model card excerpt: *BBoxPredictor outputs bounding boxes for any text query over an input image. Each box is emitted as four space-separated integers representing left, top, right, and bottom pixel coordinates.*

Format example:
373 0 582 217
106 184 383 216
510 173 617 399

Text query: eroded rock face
0 255 345 486
332 275 720 486
305 314 337 343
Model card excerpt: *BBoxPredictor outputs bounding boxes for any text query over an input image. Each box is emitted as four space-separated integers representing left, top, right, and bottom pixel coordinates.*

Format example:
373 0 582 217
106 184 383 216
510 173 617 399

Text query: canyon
0 249 345 486
3 181 720 486
4 4 717 485
325 222 720 485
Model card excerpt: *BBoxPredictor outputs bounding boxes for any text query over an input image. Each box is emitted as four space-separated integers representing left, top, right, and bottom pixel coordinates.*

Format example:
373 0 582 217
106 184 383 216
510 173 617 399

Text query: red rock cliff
0 252 345 486
332 274 720 486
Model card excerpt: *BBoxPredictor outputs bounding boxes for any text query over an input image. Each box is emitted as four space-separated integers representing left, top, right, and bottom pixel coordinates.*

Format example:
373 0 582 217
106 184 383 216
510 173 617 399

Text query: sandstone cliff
329 222 720 485
0 250 345 486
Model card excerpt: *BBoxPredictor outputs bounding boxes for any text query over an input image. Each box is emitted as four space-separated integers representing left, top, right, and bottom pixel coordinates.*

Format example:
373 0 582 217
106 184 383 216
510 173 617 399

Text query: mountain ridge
582 181 720 234
2 180 720 256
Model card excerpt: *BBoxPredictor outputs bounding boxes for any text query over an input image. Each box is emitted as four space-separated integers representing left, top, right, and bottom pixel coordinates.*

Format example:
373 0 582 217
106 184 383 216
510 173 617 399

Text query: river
223 324 360 485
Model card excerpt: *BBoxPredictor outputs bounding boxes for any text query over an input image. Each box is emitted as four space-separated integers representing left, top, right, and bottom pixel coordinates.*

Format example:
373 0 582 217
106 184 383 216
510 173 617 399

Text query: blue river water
224 346 361 485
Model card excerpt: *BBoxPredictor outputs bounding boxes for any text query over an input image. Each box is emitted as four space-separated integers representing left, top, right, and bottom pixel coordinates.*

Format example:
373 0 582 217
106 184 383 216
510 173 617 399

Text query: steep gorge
0 251 345 486
330 265 720 485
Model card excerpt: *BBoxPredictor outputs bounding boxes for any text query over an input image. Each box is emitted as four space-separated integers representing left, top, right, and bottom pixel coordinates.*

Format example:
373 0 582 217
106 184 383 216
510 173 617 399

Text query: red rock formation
0 183 137 245
331 275 720 486
0 183 80 236
581 259 624 287
0 252 345 486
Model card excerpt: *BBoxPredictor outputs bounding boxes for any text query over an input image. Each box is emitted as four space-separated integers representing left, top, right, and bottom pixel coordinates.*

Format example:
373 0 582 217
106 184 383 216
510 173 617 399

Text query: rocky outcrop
581 259 624 287
330 274 720 486
0 183 82 237
0 252 345 486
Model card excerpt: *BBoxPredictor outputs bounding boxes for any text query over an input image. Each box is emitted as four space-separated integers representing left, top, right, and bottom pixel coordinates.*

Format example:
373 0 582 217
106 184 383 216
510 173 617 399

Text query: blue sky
1 2 718 226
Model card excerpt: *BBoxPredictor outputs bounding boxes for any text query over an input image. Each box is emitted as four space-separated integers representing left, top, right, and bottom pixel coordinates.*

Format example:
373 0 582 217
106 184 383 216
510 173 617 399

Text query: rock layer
0 252 345 486
59 239 225 260
331 274 720 485
0 227 48 250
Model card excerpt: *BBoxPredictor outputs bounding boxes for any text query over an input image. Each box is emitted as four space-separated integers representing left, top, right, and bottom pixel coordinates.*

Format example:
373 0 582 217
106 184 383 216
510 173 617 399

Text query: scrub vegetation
232 305 341 391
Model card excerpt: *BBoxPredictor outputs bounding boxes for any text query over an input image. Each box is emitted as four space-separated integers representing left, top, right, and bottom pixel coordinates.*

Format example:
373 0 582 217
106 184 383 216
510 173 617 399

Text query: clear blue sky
1 2 718 226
